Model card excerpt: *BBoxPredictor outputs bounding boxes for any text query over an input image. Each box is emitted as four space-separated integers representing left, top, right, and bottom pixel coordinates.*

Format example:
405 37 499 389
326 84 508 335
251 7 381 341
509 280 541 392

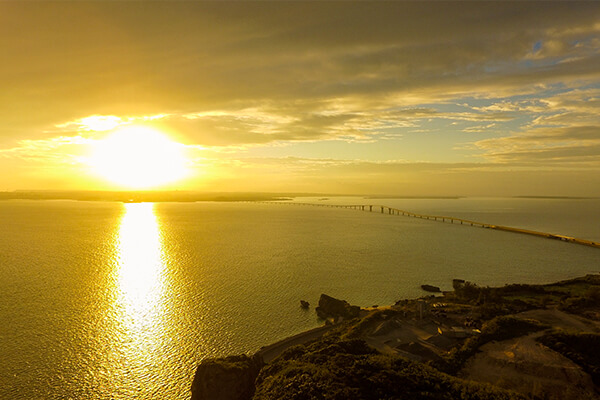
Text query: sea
1 197 599 399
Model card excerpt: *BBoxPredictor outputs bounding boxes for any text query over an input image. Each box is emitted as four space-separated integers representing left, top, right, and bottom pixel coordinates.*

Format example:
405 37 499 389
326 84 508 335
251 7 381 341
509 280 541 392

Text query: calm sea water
1 198 599 399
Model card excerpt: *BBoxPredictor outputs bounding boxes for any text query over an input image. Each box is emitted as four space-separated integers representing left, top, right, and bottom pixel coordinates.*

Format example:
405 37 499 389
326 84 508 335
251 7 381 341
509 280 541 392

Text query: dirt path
518 308 600 332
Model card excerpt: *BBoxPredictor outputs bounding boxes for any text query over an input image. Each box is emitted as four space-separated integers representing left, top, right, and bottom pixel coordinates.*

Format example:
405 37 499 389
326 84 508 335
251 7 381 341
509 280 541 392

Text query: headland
192 274 600 400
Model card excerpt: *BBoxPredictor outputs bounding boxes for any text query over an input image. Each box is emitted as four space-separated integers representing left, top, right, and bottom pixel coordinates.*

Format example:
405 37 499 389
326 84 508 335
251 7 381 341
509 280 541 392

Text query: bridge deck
262 201 600 249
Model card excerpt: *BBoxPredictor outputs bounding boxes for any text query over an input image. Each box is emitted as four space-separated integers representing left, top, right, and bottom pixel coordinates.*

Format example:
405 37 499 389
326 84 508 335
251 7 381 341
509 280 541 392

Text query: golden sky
1 2 600 196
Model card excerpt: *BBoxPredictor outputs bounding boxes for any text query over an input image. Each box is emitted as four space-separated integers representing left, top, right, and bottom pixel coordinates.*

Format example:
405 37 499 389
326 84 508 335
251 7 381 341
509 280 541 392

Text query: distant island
192 275 600 400
365 195 463 200
513 195 598 200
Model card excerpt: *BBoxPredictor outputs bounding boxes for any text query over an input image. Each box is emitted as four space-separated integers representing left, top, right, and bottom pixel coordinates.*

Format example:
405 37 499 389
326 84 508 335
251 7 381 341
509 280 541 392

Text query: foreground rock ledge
191 354 264 400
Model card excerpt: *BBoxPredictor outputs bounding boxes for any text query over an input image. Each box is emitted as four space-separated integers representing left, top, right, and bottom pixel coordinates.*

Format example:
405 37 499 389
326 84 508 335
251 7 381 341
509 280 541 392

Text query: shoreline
193 274 600 399
252 272 600 365
255 324 335 363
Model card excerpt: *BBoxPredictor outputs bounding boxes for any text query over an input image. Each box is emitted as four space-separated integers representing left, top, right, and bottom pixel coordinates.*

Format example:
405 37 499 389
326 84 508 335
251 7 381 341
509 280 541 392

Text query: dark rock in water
421 284 441 293
191 354 264 400
315 294 360 320
300 300 310 309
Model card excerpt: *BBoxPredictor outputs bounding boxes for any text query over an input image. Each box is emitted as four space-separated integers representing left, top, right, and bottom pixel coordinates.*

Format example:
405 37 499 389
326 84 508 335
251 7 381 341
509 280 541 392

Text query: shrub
254 338 528 400
537 331 600 386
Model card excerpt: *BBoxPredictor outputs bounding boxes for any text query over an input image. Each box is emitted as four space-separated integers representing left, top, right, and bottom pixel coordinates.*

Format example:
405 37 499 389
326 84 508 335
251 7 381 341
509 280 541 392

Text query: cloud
45 103 520 149
474 125 600 163
2 2 599 133
0 136 91 165
189 156 600 196
1 2 600 193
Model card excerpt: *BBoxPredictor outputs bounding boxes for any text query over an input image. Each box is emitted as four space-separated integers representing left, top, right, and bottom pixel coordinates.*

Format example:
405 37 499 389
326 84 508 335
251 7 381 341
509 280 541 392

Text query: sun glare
89 126 188 189
81 115 122 131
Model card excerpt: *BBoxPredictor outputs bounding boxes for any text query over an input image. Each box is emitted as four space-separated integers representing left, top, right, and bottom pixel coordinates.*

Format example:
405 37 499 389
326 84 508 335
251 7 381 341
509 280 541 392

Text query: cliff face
191 354 264 400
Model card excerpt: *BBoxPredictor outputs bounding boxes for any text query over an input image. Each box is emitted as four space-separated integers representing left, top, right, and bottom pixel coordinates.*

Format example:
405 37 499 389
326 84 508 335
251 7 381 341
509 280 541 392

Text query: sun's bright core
89 126 188 189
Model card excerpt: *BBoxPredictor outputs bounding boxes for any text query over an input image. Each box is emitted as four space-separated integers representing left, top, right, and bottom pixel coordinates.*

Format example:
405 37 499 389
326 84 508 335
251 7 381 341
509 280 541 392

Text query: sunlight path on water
101 203 170 398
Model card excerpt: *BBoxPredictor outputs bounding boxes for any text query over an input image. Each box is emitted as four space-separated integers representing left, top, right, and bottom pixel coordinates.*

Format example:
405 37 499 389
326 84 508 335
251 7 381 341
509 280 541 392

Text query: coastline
193 275 600 400
256 324 335 363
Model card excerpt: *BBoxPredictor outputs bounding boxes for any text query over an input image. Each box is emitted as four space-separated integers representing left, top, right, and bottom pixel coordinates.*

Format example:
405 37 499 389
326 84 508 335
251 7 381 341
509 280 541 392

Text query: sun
89 126 188 189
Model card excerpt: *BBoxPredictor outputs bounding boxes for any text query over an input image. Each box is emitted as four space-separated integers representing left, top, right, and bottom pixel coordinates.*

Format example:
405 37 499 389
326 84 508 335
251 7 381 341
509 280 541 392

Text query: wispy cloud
0 136 92 165
474 125 600 164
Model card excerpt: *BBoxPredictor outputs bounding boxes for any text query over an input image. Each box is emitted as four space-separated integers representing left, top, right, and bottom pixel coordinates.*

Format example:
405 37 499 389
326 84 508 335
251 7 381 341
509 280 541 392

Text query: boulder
300 300 310 309
191 354 264 400
315 294 360 320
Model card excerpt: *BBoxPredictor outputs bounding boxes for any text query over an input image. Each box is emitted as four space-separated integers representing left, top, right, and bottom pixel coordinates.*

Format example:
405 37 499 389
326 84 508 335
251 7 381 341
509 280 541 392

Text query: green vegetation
537 331 600 386
254 337 527 400
442 275 600 320
444 281 538 320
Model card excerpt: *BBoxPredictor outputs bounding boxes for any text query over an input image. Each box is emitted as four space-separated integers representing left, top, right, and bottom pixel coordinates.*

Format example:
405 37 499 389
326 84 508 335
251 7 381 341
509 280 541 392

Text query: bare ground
459 308 600 400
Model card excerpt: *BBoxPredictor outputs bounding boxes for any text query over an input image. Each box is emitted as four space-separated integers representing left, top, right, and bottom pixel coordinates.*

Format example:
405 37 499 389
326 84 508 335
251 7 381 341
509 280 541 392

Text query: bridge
261 201 600 249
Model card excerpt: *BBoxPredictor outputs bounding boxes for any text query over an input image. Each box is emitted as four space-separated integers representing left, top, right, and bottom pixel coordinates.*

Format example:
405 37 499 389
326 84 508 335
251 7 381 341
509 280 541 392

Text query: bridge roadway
260 201 600 250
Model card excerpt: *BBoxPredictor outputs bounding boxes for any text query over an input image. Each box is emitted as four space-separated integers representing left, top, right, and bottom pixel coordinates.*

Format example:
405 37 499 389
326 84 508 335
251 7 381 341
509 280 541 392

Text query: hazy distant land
0 190 458 202
513 195 597 200
2 191 596 203
0 190 302 203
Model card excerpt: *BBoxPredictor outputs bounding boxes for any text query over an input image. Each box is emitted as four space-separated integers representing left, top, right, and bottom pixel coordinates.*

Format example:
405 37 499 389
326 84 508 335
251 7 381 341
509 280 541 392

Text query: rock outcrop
315 294 360 320
421 284 441 293
191 354 264 400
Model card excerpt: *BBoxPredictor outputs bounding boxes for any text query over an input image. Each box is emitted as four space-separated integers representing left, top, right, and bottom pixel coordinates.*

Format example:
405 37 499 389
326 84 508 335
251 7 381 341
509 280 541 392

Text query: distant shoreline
0 191 299 203
2 191 598 203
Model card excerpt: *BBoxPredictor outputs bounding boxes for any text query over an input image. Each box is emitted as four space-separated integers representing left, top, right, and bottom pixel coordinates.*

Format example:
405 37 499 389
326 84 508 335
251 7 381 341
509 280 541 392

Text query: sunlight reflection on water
117 203 165 315
106 202 169 396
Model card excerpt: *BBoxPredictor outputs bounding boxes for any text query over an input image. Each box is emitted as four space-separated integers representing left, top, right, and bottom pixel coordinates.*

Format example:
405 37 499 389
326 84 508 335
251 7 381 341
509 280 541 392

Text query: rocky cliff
315 293 361 320
191 354 264 400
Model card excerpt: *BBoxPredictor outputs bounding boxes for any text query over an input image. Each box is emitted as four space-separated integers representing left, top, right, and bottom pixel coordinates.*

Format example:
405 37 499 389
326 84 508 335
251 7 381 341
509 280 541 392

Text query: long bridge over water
262 201 600 249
